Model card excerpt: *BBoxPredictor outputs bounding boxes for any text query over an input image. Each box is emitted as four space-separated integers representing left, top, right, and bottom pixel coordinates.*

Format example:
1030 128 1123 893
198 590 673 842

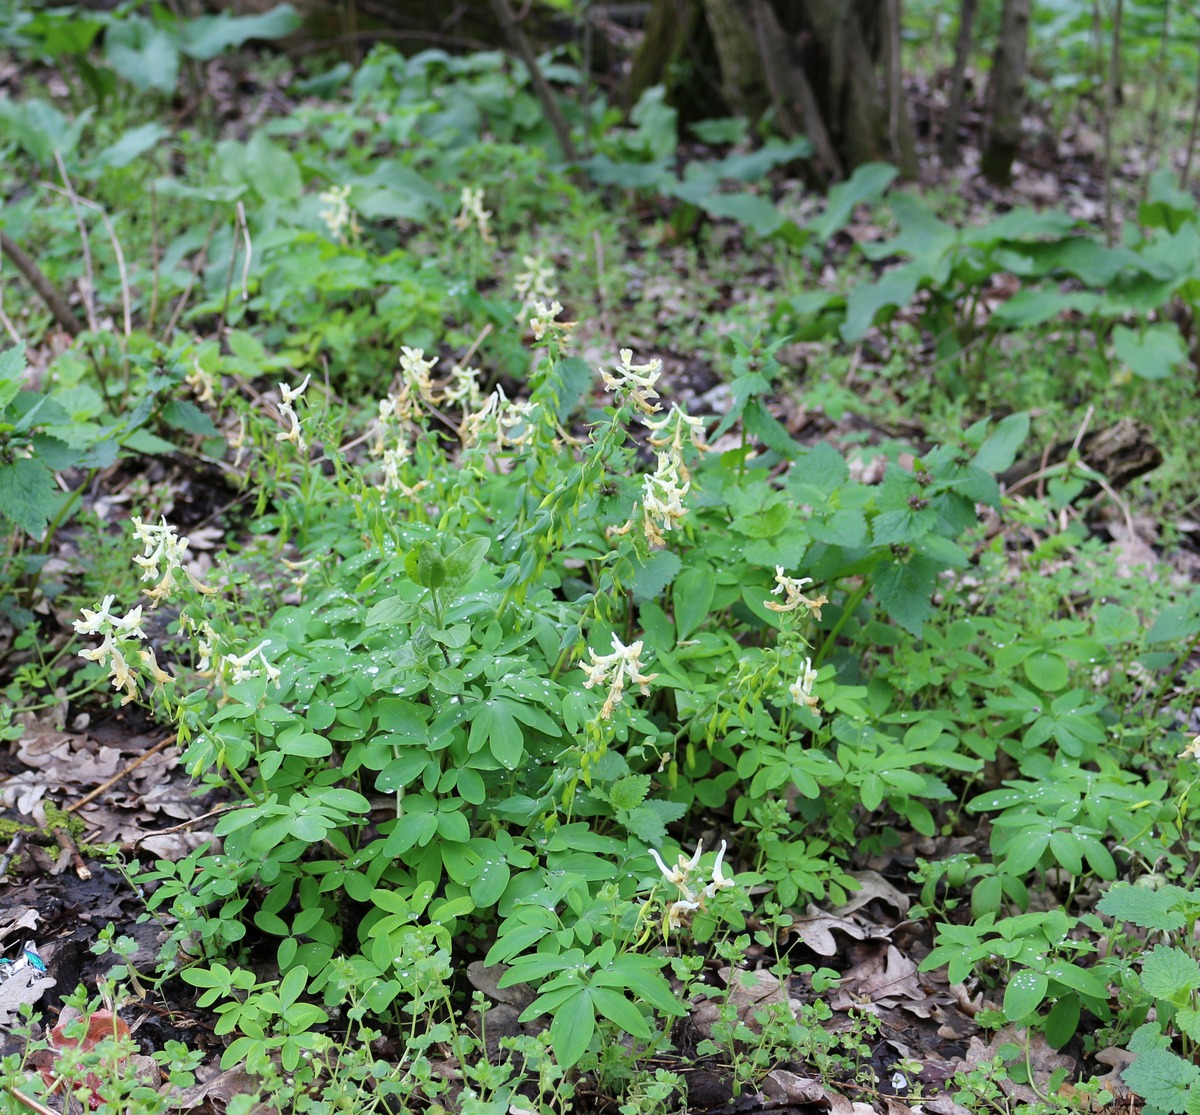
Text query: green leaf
90 123 168 170
1003 969 1049 1021
841 265 920 342
244 131 302 203
178 4 301 60
628 549 681 603
105 17 180 92
1113 323 1187 381
407 541 446 589
872 555 939 637
672 565 714 639
589 986 651 1038
1121 1043 1199 1113
1023 652 1069 692
0 458 54 536
442 536 489 598
160 398 219 437
1141 946 1200 1002
608 774 651 812
974 412 1030 473
1097 882 1188 932
617 799 688 845
549 988 595 1069
811 163 898 242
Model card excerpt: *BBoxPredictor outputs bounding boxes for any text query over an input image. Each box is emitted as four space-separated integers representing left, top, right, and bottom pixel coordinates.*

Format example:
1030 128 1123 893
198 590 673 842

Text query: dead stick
119 803 249 852
0 831 24 880
53 825 91 880
2 1082 59 1115
66 734 176 814
0 231 84 337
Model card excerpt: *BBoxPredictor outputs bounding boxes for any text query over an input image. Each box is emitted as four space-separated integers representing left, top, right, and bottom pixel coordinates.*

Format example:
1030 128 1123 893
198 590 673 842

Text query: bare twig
0 831 25 880
149 183 161 334
120 803 249 852
53 150 99 332
53 824 91 880
2 1082 59 1115
0 231 85 337
487 0 578 162
0 301 23 345
66 734 176 815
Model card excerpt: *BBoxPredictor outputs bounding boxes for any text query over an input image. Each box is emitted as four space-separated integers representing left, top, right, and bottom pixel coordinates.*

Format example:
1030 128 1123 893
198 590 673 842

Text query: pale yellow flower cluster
648 840 736 934
73 594 162 705
461 384 539 450
601 348 662 415
579 633 658 720
514 253 558 323
1178 735 1200 761
452 186 494 243
529 299 575 344
766 566 828 619
319 184 359 244
640 451 690 547
132 517 214 605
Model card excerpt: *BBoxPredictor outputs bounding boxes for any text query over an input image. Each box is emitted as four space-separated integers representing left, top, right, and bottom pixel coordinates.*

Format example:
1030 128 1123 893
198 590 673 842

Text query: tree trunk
940 0 978 165
629 0 919 180
980 0 1030 185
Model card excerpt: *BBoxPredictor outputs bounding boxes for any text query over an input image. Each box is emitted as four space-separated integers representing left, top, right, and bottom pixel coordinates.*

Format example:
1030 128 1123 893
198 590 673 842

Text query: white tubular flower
139 647 174 686
641 451 690 547
442 364 484 410
276 374 311 454
224 640 278 685
789 657 820 714
666 899 701 932
601 349 663 414
766 566 828 620
1179 735 1200 761
73 594 121 635
703 840 736 900
650 842 703 892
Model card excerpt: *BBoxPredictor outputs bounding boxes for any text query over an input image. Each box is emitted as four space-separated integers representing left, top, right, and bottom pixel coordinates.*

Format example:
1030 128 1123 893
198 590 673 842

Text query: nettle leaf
608 774 651 812
161 398 220 437
628 549 681 603
1121 1042 1199 1113
1097 882 1189 932
0 458 55 536
872 554 940 637
1140 946 1200 1003
617 799 688 845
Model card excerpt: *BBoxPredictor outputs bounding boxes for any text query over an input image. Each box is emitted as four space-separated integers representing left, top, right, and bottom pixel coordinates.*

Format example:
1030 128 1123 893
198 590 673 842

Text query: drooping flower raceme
641 451 690 547
601 349 663 415
452 186 494 243
514 253 558 322
579 633 659 719
131 517 214 605
766 566 828 620
73 594 149 705
648 840 737 934
319 184 359 244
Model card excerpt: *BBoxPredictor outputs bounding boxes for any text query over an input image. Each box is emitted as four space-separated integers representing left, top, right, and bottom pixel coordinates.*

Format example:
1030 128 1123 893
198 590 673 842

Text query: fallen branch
0 231 85 338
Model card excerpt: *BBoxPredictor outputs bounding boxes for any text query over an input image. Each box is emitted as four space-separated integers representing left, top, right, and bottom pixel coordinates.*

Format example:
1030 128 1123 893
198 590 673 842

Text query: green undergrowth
2 18 1200 1115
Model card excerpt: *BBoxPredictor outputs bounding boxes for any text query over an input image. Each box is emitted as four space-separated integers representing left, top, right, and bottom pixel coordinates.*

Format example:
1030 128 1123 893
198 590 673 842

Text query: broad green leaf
1003 969 1049 1021
244 131 302 203
811 163 898 242
629 549 681 602
974 412 1029 473
105 17 180 92
442 536 489 598
179 4 301 60
672 565 714 639
549 988 595 1069
91 123 167 170
1113 322 1187 381
1098 882 1188 932
1121 1044 1199 1113
0 458 54 536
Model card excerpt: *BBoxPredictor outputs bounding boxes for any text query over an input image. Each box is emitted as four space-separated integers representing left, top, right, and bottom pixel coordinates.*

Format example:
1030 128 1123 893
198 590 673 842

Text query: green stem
814 582 870 669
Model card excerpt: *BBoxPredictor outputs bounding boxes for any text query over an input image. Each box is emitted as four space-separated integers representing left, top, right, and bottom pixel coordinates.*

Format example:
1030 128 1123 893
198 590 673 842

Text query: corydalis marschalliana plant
648 839 737 935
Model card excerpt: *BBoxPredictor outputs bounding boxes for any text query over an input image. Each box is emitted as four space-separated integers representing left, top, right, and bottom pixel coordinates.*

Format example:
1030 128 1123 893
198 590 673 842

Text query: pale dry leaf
0 908 40 942
835 870 911 917
0 971 56 1026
